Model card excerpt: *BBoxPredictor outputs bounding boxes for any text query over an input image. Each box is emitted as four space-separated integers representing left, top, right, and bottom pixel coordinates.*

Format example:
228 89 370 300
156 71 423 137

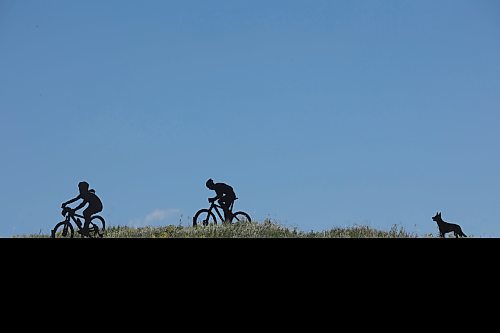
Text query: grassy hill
21 220 431 238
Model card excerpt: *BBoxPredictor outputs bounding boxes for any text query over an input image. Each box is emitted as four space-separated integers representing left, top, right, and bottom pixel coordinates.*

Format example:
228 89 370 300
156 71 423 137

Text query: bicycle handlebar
61 206 71 216
61 206 80 217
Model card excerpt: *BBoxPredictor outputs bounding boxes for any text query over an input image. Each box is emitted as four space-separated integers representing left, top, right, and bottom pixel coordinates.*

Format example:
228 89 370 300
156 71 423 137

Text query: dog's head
432 212 442 222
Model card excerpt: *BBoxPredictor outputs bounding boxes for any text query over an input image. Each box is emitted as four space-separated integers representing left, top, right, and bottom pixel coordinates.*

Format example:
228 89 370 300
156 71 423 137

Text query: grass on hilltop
20 219 433 238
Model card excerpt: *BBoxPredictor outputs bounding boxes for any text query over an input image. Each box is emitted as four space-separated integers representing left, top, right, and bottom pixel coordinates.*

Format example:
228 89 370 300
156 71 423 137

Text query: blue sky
1 0 499 237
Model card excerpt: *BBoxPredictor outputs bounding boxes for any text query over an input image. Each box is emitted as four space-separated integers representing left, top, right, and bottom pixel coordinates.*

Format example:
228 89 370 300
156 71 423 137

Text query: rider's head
205 178 215 190
78 181 90 194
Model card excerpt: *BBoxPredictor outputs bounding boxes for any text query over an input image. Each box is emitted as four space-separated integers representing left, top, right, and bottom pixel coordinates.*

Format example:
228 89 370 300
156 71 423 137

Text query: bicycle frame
208 201 235 223
52 207 105 238
62 210 85 229
193 199 250 227
61 208 97 233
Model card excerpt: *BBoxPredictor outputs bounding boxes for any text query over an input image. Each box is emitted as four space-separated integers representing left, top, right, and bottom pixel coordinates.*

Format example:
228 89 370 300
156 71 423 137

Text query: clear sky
1 0 499 237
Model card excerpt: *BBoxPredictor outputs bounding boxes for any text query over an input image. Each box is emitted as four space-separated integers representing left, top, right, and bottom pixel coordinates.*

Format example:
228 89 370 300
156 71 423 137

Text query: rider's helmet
78 181 90 192
205 178 215 189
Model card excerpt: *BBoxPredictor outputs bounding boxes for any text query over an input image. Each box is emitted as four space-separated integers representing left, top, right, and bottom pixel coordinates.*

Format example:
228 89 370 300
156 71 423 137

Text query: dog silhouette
432 212 467 238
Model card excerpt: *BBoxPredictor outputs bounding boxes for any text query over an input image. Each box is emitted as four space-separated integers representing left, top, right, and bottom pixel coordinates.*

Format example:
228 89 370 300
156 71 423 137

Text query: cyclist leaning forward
205 178 236 223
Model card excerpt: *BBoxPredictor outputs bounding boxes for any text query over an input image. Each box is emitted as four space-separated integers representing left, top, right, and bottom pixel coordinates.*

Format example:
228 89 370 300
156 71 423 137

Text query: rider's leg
81 206 100 234
81 208 92 234
220 197 235 223
218 198 230 223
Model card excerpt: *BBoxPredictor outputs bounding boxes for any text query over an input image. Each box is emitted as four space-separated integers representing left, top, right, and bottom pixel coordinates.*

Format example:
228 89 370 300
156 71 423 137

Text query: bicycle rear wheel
84 223 101 238
193 209 217 227
90 216 105 238
51 221 74 238
232 211 251 223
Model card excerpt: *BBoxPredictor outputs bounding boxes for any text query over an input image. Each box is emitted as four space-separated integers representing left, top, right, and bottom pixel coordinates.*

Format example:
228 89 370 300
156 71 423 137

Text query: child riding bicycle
62 181 103 236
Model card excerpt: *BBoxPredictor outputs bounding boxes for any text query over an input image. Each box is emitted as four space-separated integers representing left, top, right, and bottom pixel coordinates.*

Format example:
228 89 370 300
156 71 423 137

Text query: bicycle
193 198 251 227
51 207 106 238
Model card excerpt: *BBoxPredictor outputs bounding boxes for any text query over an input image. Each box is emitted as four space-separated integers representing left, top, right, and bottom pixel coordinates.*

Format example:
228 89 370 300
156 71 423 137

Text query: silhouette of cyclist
62 181 103 236
206 178 236 223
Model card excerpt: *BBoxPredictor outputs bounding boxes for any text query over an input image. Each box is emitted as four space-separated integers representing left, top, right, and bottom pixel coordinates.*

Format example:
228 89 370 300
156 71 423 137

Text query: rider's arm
73 199 87 212
62 195 80 207
209 191 222 202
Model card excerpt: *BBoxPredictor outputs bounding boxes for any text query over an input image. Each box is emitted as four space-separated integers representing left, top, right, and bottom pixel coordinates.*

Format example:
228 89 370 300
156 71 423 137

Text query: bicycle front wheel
232 211 251 223
193 209 217 227
51 221 74 238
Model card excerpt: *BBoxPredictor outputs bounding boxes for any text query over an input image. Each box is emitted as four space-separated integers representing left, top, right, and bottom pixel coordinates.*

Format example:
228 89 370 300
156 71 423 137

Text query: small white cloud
145 209 169 223
129 208 181 227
